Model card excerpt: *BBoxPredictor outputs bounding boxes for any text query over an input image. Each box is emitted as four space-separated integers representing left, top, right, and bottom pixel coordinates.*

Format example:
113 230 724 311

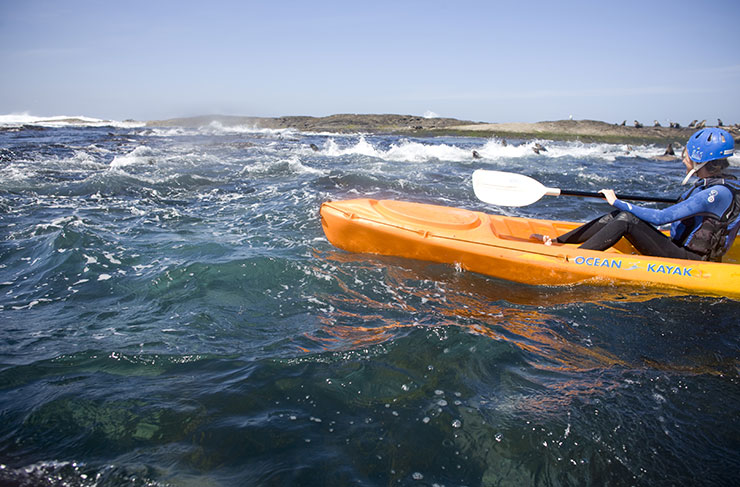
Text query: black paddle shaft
559 189 678 204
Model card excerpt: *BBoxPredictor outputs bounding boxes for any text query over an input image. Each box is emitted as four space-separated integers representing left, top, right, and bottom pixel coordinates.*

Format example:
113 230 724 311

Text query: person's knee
614 211 641 224
597 210 621 224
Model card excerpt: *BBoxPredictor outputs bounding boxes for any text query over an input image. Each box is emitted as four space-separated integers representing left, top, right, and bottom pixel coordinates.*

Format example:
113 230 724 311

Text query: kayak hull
320 199 740 299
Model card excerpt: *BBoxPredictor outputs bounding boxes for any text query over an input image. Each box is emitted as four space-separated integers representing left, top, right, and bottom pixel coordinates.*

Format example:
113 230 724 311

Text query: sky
1 0 739 124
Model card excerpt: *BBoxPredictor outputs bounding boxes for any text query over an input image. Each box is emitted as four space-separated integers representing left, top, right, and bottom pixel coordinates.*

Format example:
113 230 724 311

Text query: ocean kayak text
572 256 694 277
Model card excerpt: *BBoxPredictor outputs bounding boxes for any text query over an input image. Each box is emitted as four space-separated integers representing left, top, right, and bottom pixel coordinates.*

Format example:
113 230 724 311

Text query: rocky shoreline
147 114 737 145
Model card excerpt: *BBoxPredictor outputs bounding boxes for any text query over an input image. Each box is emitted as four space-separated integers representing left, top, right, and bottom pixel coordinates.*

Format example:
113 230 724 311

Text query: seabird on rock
653 120 661 127
696 120 706 129
718 118 724 127
634 120 643 128
688 119 698 128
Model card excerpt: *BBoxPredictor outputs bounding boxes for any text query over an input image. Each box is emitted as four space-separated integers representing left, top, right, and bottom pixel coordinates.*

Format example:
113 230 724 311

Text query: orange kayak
320 198 740 299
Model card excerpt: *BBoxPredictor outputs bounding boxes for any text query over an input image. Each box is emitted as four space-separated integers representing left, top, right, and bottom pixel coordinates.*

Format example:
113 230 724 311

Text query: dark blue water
1 122 738 486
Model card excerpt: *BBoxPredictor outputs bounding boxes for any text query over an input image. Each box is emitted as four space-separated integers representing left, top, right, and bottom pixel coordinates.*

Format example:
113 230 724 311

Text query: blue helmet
686 127 735 163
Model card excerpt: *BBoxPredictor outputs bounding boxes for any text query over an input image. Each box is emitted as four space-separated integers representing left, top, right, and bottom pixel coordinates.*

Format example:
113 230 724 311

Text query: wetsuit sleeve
612 186 733 225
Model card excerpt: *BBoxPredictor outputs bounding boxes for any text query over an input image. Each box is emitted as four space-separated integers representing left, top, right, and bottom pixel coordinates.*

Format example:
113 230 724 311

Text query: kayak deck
320 199 740 298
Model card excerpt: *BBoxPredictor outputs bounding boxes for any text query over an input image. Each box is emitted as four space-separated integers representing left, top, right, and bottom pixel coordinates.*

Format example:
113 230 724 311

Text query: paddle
472 170 678 207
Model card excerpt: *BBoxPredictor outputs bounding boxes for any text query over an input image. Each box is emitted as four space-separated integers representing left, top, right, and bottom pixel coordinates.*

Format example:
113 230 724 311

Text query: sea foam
0 113 144 128
315 136 660 164
109 146 157 168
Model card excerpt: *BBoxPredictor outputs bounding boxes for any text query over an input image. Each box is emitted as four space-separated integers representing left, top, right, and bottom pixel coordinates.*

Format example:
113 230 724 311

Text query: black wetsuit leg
555 210 621 245
556 210 703 260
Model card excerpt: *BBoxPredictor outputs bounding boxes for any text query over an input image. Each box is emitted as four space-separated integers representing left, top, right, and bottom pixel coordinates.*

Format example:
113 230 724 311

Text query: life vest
674 176 740 261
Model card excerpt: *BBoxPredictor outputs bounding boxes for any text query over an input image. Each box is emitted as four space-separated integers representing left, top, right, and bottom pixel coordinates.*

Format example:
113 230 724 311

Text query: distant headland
146 114 739 145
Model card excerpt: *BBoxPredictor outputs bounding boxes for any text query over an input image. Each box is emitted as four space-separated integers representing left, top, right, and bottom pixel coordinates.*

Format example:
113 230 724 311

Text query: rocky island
147 114 738 145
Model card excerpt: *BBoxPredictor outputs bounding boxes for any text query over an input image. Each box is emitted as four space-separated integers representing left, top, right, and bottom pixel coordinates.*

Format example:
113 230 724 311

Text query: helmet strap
682 161 709 185
682 167 698 185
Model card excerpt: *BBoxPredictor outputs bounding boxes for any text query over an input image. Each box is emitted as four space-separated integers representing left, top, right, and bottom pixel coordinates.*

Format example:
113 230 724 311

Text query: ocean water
0 118 738 486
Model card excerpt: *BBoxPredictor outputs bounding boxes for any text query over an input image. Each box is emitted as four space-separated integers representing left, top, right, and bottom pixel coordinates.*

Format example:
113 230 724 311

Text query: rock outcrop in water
147 114 472 133
147 114 738 145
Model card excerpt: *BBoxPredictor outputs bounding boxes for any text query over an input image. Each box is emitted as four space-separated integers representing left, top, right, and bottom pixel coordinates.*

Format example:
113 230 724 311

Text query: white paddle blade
472 170 560 207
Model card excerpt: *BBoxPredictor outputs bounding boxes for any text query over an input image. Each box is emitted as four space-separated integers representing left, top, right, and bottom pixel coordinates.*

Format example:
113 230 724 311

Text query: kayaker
533 128 740 262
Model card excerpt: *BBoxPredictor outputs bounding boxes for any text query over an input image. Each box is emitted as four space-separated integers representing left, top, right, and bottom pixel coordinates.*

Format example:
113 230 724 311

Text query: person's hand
600 189 617 205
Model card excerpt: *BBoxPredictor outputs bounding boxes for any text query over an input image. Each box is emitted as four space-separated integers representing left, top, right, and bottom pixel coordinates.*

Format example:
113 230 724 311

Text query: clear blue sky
1 0 739 123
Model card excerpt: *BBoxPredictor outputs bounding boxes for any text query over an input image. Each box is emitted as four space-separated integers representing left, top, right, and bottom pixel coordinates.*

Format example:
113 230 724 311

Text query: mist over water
1 119 738 486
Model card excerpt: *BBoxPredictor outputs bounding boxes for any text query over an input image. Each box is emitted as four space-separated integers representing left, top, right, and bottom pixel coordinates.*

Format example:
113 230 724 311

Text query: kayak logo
573 256 693 277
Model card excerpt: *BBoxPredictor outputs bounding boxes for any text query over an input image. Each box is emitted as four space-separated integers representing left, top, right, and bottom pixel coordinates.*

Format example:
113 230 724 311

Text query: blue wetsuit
615 185 734 242
555 181 736 261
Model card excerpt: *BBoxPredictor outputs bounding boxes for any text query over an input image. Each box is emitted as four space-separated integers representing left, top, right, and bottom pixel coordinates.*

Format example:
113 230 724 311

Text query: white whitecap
0 113 144 128
109 146 156 168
